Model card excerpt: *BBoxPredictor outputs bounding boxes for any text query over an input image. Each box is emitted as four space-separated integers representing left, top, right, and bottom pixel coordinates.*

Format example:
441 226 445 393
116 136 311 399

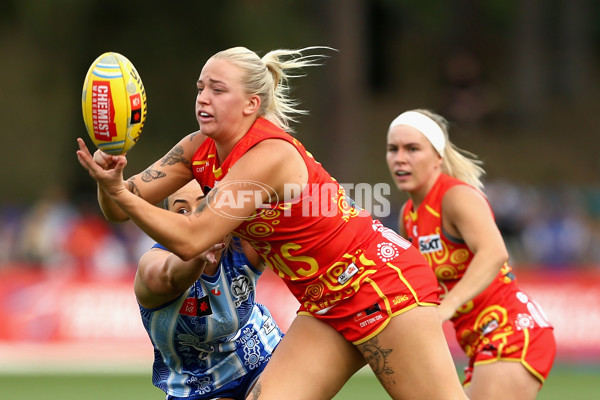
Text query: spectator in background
520 187 591 268
17 186 77 271
0 203 24 266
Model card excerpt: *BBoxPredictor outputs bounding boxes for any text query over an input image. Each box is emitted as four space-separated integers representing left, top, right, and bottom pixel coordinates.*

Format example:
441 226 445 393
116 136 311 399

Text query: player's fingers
76 138 92 156
209 242 226 252
75 149 97 175
113 155 128 174
93 150 110 168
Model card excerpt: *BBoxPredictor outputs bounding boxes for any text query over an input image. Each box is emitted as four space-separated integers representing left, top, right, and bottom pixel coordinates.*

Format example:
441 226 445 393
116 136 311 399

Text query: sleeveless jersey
139 241 283 398
402 173 553 356
191 117 419 315
401 173 514 296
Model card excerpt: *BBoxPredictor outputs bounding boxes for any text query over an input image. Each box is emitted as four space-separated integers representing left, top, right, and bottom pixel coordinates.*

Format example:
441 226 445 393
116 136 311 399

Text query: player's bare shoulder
241 138 307 187
444 184 487 208
442 184 490 225
255 138 304 168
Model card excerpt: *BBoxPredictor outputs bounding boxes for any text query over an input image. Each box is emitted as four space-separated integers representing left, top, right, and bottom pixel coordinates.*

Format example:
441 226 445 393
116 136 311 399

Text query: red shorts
298 253 440 344
463 326 556 386
453 278 556 386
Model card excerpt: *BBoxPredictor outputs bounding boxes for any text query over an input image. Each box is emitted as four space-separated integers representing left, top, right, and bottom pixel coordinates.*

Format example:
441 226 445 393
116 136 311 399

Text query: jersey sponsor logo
354 303 384 328
481 318 499 335
418 234 442 253
179 297 197 317
337 262 358 285
196 295 213 317
262 316 276 334
211 286 221 296
231 275 252 307
178 295 213 317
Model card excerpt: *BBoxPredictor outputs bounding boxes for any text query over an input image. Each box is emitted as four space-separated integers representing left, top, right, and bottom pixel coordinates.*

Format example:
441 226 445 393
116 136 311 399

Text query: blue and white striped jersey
139 242 283 398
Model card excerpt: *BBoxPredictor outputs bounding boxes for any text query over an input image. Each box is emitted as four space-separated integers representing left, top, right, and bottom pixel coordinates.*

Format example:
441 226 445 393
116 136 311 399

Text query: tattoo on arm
189 131 200 141
195 187 219 215
126 180 141 197
357 337 394 380
161 145 190 167
141 168 166 182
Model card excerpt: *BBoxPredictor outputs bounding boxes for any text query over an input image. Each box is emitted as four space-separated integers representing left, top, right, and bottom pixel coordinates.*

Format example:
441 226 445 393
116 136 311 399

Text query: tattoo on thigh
161 145 190 166
250 381 262 399
358 337 394 378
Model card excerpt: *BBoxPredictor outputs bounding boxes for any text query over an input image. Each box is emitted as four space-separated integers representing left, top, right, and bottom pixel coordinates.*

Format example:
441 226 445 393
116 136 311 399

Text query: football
81 52 147 155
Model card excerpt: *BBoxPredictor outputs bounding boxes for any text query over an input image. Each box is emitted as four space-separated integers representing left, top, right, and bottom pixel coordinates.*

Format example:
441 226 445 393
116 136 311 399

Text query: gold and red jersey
401 174 553 359
401 173 514 297
191 118 421 316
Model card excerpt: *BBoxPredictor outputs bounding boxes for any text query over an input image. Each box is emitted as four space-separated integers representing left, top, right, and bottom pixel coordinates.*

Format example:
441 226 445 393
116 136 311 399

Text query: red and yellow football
81 52 147 155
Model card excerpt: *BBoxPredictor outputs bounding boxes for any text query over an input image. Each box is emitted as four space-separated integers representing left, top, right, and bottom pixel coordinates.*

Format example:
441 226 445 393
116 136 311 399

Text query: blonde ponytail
212 46 334 133
413 109 486 191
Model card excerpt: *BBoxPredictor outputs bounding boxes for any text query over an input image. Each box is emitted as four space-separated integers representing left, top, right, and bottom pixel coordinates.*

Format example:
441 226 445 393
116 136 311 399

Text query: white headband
389 111 446 156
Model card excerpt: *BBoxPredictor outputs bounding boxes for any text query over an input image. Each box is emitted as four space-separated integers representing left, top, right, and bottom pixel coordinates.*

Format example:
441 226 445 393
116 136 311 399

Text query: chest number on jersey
281 242 319 277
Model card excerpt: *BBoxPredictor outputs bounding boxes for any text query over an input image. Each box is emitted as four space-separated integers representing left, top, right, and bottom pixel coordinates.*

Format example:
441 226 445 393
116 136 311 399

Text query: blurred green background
2 0 599 202
3 0 600 267
2 365 599 400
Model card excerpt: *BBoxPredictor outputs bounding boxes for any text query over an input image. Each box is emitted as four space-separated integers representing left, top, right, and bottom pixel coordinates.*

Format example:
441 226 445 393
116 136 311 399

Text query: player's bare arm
438 185 509 320
135 243 225 309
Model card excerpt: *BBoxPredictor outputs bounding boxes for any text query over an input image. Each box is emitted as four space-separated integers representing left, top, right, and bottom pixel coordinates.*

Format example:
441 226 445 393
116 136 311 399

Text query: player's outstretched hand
76 137 128 198
198 242 226 265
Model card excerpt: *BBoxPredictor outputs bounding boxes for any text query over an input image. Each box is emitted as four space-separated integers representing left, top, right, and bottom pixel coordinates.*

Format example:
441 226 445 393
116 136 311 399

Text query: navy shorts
166 360 268 400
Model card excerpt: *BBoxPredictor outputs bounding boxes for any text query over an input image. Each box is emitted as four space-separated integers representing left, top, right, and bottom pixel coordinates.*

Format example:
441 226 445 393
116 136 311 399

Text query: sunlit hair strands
211 46 335 133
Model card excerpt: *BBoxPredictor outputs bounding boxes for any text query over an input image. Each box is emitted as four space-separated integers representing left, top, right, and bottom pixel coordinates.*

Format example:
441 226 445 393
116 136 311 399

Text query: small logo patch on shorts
392 295 409 305
338 263 359 285
353 303 384 328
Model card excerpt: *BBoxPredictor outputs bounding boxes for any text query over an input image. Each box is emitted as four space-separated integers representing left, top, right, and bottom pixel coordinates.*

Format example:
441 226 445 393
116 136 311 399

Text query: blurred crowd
1 180 599 278
0 186 154 279
485 180 600 269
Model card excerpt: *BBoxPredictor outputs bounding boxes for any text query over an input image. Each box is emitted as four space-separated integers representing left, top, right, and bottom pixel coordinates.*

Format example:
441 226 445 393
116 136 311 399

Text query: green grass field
1 364 597 399
333 364 600 400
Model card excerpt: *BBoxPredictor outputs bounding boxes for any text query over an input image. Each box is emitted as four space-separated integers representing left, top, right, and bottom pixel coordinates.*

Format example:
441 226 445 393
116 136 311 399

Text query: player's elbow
494 246 510 269
102 211 129 223
171 242 202 262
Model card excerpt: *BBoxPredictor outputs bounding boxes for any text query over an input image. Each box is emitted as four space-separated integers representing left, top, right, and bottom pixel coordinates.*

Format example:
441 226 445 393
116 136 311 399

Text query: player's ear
243 95 260 115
